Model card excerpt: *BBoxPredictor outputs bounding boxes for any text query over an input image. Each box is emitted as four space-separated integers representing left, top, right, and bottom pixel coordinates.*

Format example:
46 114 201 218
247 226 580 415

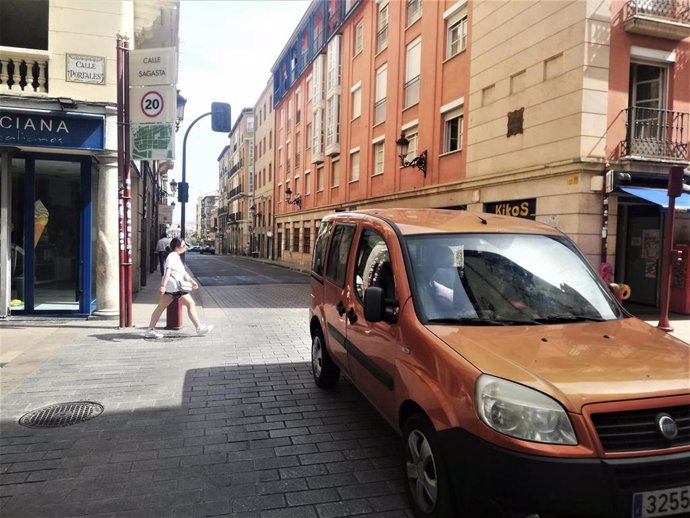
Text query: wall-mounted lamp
396 133 427 177
169 178 178 195
176 91 187 132
57 97 77 110
285 187 302 208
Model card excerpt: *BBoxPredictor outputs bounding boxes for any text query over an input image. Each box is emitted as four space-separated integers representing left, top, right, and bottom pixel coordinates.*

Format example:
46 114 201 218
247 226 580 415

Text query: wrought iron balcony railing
624 0 690 39
620 107 689 161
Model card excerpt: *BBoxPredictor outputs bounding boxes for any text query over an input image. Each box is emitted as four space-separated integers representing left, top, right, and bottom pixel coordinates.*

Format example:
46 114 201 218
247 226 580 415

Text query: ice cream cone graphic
34 200 49 248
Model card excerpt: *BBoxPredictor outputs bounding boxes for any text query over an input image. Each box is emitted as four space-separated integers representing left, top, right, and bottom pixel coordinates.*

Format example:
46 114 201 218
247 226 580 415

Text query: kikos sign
129 47 177 86
484 198 536 220
0 110 104 150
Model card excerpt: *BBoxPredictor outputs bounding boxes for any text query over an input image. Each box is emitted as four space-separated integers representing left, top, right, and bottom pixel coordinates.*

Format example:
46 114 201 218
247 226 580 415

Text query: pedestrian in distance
155 233 171 276
145 237 213 338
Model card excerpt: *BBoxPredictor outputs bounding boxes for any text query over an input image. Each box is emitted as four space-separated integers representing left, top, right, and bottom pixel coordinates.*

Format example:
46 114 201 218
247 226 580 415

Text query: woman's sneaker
196 325 213 336
145 329 163 339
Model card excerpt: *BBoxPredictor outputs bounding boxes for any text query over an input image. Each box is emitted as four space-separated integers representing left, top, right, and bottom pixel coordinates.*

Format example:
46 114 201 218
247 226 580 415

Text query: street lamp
176 91 187 132
180 102 231 240
396 133 427 177
169 178 178 195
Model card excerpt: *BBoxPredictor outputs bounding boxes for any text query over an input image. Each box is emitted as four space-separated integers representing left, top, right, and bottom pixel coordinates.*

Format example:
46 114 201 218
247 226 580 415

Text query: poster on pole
131 123 175 160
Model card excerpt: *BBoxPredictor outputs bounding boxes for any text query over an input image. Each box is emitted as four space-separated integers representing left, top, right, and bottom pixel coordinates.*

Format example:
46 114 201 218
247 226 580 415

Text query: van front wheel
402 413 454 518
311 328 340 389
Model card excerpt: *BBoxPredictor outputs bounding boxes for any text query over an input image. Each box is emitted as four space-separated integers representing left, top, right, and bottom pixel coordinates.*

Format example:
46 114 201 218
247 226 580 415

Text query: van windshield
404 233 623 324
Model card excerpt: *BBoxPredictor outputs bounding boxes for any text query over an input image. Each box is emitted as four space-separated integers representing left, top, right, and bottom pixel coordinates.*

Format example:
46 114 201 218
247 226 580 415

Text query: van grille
609 454 690 493
591 405 690 453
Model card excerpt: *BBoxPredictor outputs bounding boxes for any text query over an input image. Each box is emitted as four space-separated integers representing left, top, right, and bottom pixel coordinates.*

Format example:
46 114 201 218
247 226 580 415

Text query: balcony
619 107 689 161
623 0 690 40
0 47 49 94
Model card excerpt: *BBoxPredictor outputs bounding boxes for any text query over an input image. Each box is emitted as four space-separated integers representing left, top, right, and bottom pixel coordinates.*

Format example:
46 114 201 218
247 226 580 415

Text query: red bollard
166 298 183 330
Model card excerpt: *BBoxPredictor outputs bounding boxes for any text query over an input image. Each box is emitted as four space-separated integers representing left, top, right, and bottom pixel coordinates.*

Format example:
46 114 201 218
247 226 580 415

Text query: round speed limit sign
141 91 164 118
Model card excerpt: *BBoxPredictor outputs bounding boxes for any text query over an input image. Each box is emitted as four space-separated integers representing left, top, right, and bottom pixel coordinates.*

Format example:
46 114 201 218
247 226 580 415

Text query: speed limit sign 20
129 85 175 123
141 91 164 118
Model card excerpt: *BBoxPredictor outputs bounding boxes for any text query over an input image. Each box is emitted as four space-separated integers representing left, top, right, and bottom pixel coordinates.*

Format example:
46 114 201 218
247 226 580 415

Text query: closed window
354 21 364 55
303 227 311 254
403 128 418 163
374 141 385 175
331 158 340 187
326 224 356 287
350 150 360 182
444 108 463 153
376 3 388 53
447 14 467 59
293 227 300 252
317 165 325 191
374 65 387 125
352 83 362 119
405 38 421 108
407 0 422 26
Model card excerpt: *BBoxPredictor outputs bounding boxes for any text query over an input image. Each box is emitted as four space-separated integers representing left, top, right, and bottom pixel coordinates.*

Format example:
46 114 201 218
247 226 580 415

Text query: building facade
268 0 690 310
252 79 276 259
0 0 180 318
196 192 218 248
226 108 254 255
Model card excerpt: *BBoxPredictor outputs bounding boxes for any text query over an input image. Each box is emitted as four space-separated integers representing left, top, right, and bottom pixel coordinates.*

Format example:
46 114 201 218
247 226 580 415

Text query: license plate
632 486 690 517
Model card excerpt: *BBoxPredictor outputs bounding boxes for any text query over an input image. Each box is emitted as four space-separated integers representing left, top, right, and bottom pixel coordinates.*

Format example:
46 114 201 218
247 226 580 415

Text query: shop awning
619 186 690 211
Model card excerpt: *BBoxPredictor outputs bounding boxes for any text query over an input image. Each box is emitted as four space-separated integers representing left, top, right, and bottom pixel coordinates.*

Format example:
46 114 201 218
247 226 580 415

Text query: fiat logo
656 413 678 440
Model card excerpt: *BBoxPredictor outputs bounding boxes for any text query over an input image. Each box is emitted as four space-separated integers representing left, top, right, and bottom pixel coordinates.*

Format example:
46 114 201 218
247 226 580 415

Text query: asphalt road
185 254 309 288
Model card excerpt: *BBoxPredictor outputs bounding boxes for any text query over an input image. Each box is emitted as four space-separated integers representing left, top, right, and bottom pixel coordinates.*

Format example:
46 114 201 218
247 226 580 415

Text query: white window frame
350 147 360 182
376 2 389 53
354 21 364 56
407 0 422 26
331 158 340 187
373 140 385 175
445 2 468 60
405 38 421 108
374 64 387 125
351 82 362 120
443 107 463 153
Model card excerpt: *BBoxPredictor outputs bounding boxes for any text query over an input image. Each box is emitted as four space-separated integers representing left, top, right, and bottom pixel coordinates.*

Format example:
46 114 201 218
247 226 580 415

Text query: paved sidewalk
1 264 688 517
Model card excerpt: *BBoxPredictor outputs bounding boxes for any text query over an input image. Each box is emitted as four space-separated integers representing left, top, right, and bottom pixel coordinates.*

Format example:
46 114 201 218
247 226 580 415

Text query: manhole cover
19 402 104 428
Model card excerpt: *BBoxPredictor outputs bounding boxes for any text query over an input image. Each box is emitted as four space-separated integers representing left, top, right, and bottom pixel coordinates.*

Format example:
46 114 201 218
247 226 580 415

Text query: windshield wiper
427 317 539 326
535 315 606 324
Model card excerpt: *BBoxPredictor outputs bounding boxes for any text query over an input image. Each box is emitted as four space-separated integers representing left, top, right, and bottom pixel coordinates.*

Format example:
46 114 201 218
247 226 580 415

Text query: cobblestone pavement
0 259 414 518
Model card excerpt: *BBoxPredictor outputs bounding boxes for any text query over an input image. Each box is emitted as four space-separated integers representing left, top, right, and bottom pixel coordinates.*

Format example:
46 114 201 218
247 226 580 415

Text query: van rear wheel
311 328 340 388
402 413 454 518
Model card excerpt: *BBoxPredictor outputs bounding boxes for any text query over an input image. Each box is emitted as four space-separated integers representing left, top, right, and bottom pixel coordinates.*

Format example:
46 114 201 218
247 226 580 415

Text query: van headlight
475 375 577 445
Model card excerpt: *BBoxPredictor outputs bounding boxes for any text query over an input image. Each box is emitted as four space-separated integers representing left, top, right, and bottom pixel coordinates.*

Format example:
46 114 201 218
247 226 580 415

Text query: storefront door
624 206 660 306
9 155 92 314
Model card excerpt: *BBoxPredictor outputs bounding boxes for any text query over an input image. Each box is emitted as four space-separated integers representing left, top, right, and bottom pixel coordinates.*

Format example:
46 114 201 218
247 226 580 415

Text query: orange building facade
267 0 690 310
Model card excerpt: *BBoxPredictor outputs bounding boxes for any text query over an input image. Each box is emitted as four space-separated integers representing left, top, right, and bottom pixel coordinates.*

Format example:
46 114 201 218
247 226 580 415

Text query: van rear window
311 221 333 276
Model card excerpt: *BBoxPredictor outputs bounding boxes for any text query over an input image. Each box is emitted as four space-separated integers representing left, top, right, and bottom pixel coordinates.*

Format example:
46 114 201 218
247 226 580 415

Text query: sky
172 0 310 226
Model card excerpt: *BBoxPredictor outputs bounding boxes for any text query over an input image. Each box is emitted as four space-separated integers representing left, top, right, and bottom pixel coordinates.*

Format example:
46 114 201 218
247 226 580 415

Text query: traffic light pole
180 111 211 240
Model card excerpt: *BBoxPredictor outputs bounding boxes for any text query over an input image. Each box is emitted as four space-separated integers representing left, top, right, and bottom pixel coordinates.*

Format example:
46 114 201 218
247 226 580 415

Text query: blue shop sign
0 110 104 150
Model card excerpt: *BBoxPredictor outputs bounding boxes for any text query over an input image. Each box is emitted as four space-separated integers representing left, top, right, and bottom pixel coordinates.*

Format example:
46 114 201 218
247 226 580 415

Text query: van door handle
336 301 346 316
346 307 358 324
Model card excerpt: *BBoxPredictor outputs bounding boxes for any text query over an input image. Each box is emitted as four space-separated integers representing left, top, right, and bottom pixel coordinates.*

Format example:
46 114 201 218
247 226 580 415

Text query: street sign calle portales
129 47 177 160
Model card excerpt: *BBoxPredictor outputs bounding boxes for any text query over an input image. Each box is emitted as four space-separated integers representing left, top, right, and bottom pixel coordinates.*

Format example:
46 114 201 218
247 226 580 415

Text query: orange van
309 208 690 518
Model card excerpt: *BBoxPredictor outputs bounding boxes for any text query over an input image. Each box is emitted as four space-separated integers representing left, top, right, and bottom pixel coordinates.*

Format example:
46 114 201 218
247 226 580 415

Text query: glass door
33 160 82 311
10 155 91 315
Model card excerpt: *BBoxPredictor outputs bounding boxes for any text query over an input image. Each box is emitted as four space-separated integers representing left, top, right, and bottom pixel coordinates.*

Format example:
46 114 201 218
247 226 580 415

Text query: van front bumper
437 428 690 518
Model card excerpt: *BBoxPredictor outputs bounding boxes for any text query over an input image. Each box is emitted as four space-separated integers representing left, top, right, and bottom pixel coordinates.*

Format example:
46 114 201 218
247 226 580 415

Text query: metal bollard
165 298 183 330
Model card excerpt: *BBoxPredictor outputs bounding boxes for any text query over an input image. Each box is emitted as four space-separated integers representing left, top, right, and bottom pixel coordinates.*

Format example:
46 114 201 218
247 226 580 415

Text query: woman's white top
164 252 186 292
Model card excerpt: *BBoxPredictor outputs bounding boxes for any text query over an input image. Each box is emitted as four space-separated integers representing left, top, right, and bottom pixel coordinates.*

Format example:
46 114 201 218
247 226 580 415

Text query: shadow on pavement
0 362 411 517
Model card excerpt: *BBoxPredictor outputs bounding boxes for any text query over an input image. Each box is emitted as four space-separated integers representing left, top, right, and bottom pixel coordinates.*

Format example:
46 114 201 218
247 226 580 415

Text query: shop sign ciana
0 110 105 150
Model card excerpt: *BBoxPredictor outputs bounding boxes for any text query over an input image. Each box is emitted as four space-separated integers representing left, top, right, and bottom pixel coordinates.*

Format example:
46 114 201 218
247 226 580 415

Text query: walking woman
145 237 213 338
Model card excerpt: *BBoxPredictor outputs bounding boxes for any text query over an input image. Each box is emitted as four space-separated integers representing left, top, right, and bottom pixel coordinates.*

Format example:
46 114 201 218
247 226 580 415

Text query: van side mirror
364 287 398 323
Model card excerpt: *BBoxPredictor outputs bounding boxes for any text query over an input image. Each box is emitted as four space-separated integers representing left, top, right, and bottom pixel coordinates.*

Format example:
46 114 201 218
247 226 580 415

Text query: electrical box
670 244 690 314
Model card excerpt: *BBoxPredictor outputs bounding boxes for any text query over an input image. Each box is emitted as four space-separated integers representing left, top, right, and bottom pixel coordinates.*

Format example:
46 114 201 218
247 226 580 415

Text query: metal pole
123 39 132 327
180 112 211 240
658 166 684 331
117 37 126 328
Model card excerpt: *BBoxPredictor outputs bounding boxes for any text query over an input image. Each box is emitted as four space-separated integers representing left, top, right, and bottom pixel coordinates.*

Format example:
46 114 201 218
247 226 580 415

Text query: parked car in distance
188 245 200 252
309 208 690 518
199 246 215 255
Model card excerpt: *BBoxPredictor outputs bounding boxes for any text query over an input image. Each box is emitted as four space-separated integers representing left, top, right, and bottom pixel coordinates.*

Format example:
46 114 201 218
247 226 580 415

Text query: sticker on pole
141 91 164 119
130 85 176 124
